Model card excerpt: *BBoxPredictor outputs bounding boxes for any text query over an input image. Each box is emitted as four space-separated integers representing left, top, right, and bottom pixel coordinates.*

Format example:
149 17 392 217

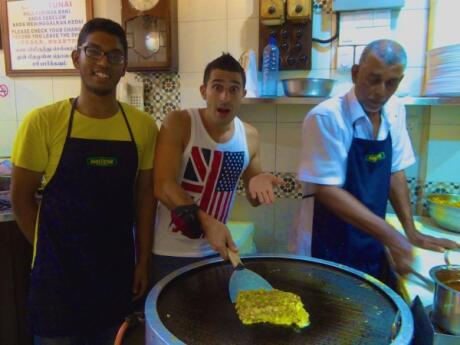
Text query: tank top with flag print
153 108 250 257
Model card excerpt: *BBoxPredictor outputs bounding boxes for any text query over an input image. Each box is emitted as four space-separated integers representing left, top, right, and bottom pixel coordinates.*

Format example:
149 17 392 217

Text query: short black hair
359 39 407 68
203 53 246 88
77 18 128 54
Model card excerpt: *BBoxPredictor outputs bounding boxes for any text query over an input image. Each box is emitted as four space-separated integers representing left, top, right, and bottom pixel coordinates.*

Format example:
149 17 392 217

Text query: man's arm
11 165 43 244
242 123 283 206
132 168 155 300
153 110 237 258
389 170 459 251
314 184 414 275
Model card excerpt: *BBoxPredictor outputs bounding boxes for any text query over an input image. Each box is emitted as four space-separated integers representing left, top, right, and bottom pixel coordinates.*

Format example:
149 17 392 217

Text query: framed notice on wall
0 0 93 76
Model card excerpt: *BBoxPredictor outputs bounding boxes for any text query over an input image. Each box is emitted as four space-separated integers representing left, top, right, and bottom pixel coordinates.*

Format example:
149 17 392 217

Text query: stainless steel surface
281 78 335 97
429 265 460 335
427 194 460 233
0 210 15 222
241 96 460 105
424 305 460 345
145 254 413 345
0 175 10 191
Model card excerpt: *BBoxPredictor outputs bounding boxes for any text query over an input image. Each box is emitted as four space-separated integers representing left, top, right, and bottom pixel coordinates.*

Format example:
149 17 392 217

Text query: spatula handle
227 249 243 268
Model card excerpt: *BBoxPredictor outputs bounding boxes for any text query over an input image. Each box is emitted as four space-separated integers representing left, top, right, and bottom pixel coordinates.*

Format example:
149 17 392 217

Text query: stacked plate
425 44 460 96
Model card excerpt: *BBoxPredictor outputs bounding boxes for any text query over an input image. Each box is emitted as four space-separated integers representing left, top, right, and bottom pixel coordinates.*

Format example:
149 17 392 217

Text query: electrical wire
312 12 340 44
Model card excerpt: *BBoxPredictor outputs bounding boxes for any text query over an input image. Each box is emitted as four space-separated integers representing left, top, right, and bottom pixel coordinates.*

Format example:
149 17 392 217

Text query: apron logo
86 156 118 167
365 152 386 163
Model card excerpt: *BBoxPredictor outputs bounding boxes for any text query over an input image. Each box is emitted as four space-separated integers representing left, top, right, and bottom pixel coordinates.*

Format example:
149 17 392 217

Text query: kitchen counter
386 213 460 307
0 210 14 222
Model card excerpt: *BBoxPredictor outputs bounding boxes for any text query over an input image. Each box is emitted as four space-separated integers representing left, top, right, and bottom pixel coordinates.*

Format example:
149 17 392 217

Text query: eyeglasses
78 45 125 64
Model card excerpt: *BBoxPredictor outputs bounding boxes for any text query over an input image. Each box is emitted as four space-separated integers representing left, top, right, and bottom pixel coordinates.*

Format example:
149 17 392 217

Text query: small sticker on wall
0 84 8 98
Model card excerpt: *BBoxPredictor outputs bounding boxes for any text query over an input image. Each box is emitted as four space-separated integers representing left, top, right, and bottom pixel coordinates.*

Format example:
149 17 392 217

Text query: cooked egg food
235 289 310 328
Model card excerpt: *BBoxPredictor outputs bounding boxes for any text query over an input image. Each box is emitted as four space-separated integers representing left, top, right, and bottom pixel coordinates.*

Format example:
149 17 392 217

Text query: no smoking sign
0 84 9 98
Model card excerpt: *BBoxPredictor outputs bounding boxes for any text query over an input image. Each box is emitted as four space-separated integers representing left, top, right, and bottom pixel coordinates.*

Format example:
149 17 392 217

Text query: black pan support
145 255 414 345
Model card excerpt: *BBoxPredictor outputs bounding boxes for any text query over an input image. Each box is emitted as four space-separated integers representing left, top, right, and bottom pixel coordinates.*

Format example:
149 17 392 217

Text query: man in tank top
151 53 283 284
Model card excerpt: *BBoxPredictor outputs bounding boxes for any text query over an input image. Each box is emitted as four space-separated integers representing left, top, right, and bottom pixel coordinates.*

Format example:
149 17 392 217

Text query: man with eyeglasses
11 18 157 344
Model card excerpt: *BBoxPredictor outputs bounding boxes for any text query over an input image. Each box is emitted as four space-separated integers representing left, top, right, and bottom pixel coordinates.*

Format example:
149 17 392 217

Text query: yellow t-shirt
12 99 158 186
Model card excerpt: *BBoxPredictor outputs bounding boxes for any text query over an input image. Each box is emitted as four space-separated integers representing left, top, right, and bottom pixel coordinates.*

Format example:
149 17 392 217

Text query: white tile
178 0 227 22
227 18 259 63
0 77 17 121
430 106 460 125
251 122 276 172
239 104 276 123
229 195 275 253
0 54 6 77
393 9 428 67
397 67 425 97
403 0 429 10
312 42 333 70
426 138 460 183
227 0 259 19
311 12 333 70
0 121 17 157
15 78 53 120
178 72 206 108
276 104 312 123
274 198 299 249
52 76 81 102
178 21 227 73
276 123 302 173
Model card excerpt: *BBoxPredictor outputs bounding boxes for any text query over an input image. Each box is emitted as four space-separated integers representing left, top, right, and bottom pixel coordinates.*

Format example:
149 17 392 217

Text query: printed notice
6 0 88 70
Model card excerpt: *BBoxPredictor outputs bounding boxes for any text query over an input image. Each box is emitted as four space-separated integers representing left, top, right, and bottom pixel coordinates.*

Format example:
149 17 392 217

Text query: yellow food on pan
235 289 310 328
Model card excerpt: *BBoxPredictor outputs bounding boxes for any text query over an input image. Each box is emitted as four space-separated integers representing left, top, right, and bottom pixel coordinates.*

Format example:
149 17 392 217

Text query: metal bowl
281 78 335 97
427 193 460 233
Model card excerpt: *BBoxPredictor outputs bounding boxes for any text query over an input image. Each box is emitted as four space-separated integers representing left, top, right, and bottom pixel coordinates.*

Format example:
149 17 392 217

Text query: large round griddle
145 255 413 345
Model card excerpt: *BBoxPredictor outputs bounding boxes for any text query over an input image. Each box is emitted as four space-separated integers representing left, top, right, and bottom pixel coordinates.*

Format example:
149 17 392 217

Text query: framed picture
0 0 93 76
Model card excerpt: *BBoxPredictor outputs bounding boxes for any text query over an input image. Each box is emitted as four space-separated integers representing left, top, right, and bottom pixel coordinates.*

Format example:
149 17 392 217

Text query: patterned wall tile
137 72 181 122
237 172 427 212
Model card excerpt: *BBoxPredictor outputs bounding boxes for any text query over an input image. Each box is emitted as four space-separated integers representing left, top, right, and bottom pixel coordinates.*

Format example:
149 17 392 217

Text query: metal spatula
228 250 273 303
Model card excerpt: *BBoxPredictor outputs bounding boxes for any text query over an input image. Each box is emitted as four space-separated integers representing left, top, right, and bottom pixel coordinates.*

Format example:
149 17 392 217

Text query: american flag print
173 146 245 238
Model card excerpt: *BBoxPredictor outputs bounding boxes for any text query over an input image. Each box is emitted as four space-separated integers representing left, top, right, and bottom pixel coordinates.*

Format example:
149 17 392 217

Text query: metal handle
444 248 460 265
409 268 434 289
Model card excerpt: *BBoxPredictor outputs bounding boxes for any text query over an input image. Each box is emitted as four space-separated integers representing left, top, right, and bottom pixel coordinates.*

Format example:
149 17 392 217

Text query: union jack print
174 146 244 237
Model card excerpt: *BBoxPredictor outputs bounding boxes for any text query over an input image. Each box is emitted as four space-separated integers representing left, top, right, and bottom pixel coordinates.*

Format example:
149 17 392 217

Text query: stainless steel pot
429 264 460 335
281 78 335 97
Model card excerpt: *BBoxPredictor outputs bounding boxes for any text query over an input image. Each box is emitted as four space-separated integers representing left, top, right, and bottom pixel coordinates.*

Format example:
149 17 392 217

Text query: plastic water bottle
261 36 280 97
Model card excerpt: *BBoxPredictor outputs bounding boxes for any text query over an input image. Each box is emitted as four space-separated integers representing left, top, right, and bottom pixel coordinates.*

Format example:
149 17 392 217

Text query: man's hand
132 261 149 301
406 231 460 252
248 173 284 205
199 211 238 259
385 231 415 276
